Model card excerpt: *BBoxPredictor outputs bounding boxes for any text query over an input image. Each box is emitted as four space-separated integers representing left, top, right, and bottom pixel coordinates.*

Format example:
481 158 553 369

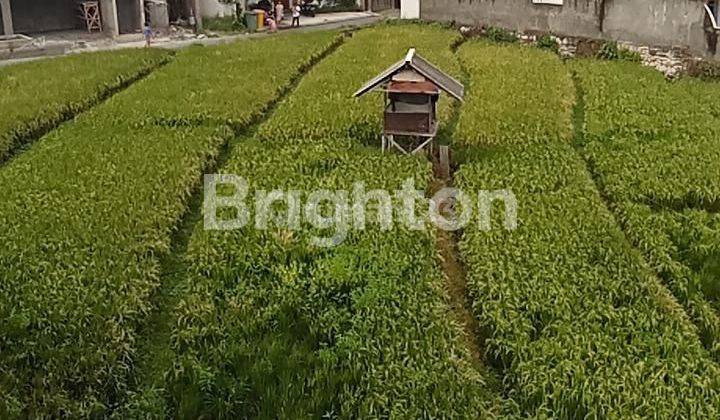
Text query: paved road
0 13 383 67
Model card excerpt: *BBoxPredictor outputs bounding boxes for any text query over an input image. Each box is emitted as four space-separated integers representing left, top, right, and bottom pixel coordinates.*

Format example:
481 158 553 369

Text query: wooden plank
410 136 434 155
439 145 450 179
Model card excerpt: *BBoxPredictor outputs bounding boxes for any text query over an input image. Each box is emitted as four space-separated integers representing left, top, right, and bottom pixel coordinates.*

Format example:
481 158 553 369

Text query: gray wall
603 0 707 52
10 0 80 33
117 0 141 34
421 0 714 56
422 0 601 38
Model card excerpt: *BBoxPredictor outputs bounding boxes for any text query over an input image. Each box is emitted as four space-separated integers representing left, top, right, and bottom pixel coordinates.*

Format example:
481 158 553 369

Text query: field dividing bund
0 30 342 418
0 49 171 164
454 40 720 417
571 60 720 360
130 23 502 418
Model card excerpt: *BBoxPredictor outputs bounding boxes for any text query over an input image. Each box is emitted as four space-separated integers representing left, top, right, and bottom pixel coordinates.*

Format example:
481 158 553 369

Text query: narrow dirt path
429 167 491 374
433 183 488 369
426 38 498 375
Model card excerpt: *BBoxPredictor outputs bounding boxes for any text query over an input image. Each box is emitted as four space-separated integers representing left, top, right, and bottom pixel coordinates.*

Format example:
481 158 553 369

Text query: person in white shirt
292 3 301 27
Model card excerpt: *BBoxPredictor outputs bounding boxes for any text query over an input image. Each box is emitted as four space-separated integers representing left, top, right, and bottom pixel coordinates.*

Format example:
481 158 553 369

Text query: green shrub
686 59 720 81
484 26 517 43
536 33 558 53
596 40 620 59
203 15 245 32
596 40 641 62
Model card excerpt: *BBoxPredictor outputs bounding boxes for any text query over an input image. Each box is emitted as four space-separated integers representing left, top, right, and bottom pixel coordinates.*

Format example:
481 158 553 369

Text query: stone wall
421 0 716 57
489 29 697 78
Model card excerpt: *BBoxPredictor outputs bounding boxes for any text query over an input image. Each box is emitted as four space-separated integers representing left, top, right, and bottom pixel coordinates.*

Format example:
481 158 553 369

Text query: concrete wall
200 0 235 18
400 0 418 19
10 0 80 33
117 0 142 33
101 0 120 36
604 0 706 52
421 0 601 38
147 0 170 27
421 0 715 56
0 0 5 35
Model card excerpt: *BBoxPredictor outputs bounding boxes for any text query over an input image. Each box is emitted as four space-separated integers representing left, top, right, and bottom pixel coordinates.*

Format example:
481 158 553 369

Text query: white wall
201 0 236 18
401 0 419 19
100 0 120 36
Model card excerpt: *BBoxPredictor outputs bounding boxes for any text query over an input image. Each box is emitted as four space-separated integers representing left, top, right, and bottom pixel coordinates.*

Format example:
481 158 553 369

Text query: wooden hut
353 48 464 155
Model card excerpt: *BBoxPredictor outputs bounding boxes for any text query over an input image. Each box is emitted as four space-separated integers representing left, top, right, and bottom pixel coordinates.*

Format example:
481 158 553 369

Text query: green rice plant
105 30 342 128
608 201 720 358
571 59 720 357
455 40 575 147
0 31 341 418
125 136 501 418
454 46 720 415
456 142 720 417
0 117 230 418
0 48 171 163
572 59 720 207
257 23 462 144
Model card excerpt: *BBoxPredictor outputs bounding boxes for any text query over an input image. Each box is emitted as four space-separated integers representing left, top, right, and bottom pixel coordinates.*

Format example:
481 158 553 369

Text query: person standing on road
275 1 284 23
143 22 153 47
292 3 301 27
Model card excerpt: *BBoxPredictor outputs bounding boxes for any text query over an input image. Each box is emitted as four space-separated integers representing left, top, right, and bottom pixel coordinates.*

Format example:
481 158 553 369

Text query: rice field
1 22 719 418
